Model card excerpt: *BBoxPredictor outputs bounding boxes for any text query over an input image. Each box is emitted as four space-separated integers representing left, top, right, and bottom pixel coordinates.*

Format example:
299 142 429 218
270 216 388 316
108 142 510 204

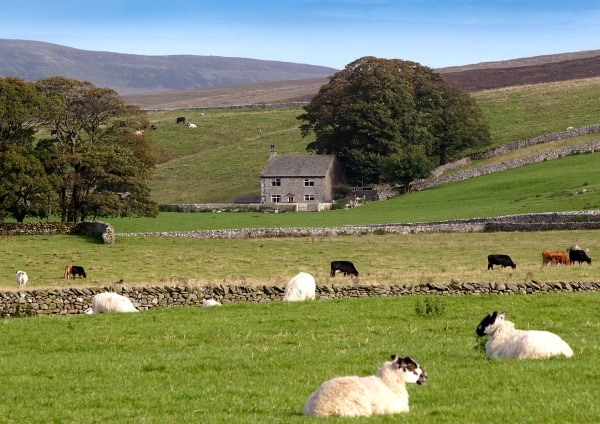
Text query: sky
2 0 600 70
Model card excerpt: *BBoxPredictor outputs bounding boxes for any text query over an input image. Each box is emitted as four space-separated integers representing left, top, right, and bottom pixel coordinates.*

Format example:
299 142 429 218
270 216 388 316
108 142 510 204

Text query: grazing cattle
150 125 157 130
542 250 570 266
187 123 197 129
70 265 87 278
569 249 592 265
330 261 359 277
15 271 28 289
176 117 185 124
64 265 72 279
487 254 516 270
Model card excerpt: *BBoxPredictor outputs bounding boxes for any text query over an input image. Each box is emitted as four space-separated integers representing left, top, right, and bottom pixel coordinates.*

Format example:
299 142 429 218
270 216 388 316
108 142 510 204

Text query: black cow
569 249 592 265
71 265 87 278
176 117 185 124
330 261 359 277
487 254 516 270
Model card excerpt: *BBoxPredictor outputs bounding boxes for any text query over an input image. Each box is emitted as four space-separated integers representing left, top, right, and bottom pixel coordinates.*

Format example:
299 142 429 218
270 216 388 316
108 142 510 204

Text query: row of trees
298 56 491 189
0 76 158 222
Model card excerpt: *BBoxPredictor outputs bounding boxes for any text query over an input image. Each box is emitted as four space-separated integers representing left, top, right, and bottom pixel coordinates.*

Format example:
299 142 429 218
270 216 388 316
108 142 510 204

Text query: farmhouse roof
260 155 338 178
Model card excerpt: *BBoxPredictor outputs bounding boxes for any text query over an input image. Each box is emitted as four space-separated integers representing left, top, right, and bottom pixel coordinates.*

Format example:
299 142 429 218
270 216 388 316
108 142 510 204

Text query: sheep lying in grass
15 271 28 289
202 299 221 307
282 272 315 302
303 355 427 417
476 311 573 359
91 292 139 313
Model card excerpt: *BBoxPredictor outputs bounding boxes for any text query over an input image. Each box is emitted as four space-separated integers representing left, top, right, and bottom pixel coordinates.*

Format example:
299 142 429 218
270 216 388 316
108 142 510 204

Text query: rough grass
1 230 598 290
1 293 598 423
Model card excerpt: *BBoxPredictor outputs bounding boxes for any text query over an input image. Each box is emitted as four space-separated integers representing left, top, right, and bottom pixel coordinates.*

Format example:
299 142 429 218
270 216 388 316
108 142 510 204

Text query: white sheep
282 272 316 302
303 355 427 417
91 292 139 313
476 311 573 359
566 244 581 252
187 123 197 129
202 299 221 307
15 271 28 289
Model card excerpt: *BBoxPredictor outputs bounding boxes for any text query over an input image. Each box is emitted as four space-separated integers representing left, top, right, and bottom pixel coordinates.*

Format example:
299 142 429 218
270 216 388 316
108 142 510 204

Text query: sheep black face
476 311 507 337
391 355 427 385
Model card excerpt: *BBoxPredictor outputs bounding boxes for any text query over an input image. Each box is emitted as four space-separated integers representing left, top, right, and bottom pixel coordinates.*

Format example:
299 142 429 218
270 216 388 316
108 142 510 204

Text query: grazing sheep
91 292 138 313
202 299 221 307
566 126 575 131
282 272 316 302
476 311 573 359
15 271 28 289
134 129 144 135
303 355 427 417
566 244 582 253
187 123 197 129
197 113 205 117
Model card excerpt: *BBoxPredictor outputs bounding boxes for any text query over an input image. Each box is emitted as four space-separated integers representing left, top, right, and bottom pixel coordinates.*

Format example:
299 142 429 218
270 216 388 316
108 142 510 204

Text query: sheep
566 244 582 253
91 292 139 313
282 272 316 302
187 123 197 129
303 355 427 417
134 129 144 135
566 126 575 131
15 271 28 289
476 311 573 359
202 299 221 307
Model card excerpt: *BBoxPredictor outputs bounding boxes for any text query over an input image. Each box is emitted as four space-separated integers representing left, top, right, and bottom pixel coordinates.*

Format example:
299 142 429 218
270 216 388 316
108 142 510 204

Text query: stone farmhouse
260 145 345 211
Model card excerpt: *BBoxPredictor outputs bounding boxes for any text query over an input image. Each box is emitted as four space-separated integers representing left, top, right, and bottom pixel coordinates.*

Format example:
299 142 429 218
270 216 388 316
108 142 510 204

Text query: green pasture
142 78 600 204
1 293 599 423
2 229 599 290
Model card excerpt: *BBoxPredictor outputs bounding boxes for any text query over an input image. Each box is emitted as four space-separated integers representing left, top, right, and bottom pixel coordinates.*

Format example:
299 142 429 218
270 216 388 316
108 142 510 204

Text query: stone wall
116 210 600 239
471 124 600 160
2 280 598 318
410 140 600 192
431 157 471 177
142 102 310 112
0 221 115 243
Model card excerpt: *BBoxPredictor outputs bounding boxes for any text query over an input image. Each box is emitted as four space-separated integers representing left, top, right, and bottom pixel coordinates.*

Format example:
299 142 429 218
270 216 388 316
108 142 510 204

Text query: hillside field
1 293 598 423
145 77 600 204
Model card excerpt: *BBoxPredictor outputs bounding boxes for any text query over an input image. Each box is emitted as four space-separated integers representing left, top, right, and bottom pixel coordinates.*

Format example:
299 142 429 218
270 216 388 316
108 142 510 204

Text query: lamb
15 271 28 289
202 299 221 307
91 292 139 313
476 311 573 359
282 272 316 302
187 123 197 129
303 355 427 417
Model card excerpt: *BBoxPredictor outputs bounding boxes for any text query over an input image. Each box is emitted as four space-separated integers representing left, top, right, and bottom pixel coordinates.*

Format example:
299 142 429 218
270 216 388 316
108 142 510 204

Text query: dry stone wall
142 102 310 112
0 221 115 243
2 280 598 318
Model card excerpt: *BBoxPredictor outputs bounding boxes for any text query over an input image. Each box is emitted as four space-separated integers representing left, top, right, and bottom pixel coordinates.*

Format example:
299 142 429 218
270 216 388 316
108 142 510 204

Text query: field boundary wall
142 102 310 112
0 221 115 243
1 280 598 318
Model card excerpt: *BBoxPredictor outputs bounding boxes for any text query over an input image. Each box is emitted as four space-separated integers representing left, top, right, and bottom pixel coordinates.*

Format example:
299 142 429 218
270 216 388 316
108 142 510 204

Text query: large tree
298 56 490 186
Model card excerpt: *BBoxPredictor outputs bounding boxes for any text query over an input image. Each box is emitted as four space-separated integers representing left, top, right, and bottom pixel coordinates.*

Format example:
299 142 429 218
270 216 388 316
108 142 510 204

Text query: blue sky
2 0 599 69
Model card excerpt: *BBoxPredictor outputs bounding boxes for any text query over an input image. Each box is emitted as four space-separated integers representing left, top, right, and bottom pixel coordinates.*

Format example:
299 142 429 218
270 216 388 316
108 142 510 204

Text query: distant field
145 77 600 204
1 293 598 422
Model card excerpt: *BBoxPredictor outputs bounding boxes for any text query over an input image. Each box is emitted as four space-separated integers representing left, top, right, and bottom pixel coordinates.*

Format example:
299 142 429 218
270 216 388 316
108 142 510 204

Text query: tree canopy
298 56 490 187
0 76 157 222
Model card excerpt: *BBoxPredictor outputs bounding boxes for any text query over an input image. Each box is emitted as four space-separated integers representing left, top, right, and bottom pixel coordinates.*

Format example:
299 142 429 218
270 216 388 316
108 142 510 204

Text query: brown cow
542 250 570 266
64 265 72 279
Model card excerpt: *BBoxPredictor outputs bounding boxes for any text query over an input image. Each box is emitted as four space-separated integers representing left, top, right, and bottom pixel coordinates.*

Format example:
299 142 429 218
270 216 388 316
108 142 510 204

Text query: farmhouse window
271 195 281 203
304 194 315 201
304 179 314 187
271 178 281 186
288 196 294 202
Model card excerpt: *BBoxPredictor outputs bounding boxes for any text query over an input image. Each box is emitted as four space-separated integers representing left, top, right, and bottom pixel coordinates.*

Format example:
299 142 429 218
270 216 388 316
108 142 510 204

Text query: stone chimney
270 145 277 159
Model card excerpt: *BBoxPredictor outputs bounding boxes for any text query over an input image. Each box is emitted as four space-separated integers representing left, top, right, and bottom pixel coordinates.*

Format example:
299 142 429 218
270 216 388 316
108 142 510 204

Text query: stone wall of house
1 280 598 318
0 221 115 243
471 124 600 160
409 140 600 192
116 210 600 239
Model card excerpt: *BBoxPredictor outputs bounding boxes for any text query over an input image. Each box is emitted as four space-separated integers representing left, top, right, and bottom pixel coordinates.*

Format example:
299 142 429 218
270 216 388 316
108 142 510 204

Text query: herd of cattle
487 244 592 270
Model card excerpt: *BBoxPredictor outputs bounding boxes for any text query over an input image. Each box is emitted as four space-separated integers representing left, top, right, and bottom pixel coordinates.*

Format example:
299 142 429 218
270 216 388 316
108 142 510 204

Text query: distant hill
0 39 338 95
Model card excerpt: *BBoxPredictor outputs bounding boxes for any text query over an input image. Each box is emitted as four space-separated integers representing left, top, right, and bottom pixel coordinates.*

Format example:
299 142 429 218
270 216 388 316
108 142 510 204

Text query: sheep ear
391 354 398 362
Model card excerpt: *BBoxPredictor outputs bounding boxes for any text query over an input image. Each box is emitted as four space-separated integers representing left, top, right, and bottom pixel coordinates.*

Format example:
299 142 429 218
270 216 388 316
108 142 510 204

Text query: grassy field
1 293 598 423
2 229 599 290
143 77 600 204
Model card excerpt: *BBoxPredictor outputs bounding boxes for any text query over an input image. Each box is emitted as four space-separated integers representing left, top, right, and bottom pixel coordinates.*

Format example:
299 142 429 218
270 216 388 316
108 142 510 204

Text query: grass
2 229 599 290
1 293 598 423
141 77 600 204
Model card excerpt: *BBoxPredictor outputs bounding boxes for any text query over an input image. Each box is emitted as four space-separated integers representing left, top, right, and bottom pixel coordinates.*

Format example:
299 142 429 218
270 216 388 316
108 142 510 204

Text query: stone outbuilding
260 145 345 211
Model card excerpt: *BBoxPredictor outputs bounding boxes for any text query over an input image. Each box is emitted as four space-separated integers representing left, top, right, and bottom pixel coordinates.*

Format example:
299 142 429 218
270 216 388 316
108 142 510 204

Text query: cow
542 250 570 266
70 265 87 278
487 254 516 270
64 265 72 279
330 261 359 277
176 117 185 124
569 249 592 265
